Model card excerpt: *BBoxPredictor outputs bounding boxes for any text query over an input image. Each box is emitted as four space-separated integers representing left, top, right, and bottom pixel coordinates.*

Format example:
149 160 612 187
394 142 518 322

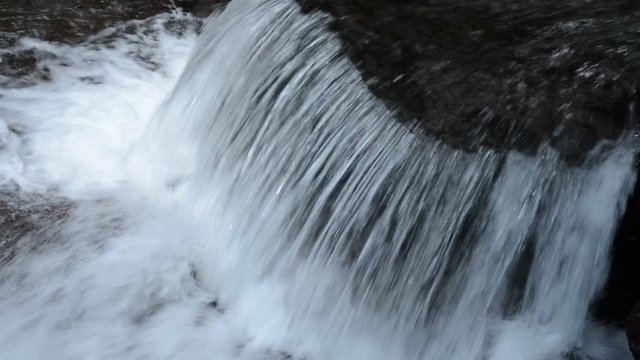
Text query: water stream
0 1 636 359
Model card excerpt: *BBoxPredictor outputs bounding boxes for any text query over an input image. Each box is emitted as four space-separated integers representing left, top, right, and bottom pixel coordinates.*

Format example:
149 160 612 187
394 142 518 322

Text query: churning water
0 1 636 359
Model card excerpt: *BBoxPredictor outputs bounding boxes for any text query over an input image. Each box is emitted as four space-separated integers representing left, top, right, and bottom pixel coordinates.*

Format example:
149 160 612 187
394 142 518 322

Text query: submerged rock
0 193 70 264
176 0 228 17
562 350 592 360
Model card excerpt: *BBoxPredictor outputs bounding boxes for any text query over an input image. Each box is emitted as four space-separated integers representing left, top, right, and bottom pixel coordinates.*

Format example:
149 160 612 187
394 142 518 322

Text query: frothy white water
0 13 198 194
0 1 636 360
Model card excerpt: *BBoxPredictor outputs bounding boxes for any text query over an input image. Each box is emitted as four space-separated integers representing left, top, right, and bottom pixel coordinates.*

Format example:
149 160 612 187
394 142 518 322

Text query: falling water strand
142 1 637 360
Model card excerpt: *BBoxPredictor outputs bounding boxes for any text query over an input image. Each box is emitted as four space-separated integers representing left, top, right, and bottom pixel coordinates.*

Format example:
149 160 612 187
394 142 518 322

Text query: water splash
0 1 635 360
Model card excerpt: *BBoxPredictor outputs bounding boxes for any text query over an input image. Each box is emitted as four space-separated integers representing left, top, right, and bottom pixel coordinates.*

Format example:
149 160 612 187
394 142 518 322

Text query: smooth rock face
298 0 640 161
628 302 640 359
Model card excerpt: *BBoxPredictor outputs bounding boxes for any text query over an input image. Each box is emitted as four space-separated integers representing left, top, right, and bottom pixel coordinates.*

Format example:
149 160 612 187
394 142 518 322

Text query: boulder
298 0 640 162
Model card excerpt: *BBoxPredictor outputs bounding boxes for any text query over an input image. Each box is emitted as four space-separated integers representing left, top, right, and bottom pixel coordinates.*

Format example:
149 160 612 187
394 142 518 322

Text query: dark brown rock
298 0 640 162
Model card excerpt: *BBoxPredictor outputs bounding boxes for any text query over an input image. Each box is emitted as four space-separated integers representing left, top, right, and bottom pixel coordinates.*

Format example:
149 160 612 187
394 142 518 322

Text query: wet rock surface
0 0 224 87
0 193 70 265
298 0 640 161
0 0 175 46
0 0 225 45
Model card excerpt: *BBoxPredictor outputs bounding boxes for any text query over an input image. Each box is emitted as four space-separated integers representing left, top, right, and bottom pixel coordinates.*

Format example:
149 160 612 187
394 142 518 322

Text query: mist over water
0 1 636 360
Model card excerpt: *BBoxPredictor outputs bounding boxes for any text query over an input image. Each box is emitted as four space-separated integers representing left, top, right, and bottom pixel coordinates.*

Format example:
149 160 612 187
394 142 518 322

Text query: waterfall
140 1 637 359
0 1 636 359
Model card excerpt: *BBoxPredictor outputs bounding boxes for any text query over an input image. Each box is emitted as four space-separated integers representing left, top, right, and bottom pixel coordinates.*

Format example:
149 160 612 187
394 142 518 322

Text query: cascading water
0 1 636 360
142 1 637 358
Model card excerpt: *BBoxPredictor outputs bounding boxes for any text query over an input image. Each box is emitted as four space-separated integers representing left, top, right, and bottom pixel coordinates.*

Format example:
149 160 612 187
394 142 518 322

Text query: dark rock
592 156 640 326
298 0 640 162
0 0 225 47
207 299 225 313
562 349 592 360
0 193 71 265
628 302 640 359
175 0 228 18
0 0 212 87
0 0 173 46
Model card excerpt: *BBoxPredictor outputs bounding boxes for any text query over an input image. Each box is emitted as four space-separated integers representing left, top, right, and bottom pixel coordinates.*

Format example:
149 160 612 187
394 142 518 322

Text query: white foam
0 2 635 360
0 12 198 196
0 8 345 360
